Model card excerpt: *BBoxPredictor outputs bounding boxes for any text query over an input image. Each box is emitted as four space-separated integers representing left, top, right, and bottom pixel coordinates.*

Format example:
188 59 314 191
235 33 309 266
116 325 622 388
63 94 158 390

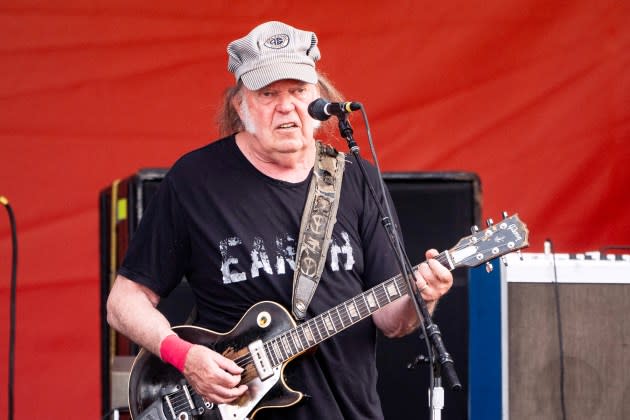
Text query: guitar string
257 228 512 364
163 231 520 410
234 251 448 369
168 386 198 412
174 233 517 391
256 231 505 364
235 239 492 365
251 274 405 369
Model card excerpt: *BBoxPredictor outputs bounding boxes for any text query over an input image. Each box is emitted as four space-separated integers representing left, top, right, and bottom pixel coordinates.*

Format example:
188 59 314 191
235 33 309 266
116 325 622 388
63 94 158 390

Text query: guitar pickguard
218 366 281 419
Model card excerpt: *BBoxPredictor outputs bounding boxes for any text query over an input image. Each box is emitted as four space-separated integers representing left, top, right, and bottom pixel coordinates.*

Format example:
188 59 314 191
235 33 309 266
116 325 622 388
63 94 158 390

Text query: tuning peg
485 261 493 273
486 218 494 227
518 250 524 260
471 225 479 234
501 256 508 266
502 211 509 219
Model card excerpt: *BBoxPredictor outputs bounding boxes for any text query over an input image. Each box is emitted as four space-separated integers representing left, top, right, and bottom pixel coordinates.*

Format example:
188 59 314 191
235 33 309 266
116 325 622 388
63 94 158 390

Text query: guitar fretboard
263 252 451 366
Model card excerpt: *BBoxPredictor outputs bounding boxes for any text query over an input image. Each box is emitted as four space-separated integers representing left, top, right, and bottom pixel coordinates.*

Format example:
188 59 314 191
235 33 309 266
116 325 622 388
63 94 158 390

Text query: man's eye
291 88 308 97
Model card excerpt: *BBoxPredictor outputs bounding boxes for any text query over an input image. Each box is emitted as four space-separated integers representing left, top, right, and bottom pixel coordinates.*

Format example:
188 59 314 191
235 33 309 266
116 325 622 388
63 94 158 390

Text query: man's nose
274 92 296 112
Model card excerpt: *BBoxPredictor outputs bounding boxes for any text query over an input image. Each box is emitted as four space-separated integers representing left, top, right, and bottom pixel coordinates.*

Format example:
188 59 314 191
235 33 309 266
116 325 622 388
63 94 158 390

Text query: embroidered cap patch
264 34 290 49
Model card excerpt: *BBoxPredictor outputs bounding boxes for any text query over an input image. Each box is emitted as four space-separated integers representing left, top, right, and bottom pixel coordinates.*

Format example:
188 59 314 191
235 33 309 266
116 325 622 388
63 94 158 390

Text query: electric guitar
128 214 529 420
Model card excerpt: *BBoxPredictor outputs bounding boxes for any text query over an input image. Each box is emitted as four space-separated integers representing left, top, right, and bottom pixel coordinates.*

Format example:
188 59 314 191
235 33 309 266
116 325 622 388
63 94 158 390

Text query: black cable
358 108 436 383
354 108 443 417
546 239 566 420
1 196 17 420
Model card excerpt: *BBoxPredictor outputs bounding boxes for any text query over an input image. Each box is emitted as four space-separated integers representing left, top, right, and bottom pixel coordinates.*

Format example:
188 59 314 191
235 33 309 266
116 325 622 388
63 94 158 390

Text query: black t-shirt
119 135 401 420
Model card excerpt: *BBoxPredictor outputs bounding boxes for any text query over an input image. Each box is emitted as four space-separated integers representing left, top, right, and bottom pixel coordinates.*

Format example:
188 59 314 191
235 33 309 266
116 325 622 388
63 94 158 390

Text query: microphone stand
335 114 461 418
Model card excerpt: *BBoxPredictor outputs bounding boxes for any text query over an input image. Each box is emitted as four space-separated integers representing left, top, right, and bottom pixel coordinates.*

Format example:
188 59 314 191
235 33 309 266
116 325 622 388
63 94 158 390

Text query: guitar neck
262 252 452 367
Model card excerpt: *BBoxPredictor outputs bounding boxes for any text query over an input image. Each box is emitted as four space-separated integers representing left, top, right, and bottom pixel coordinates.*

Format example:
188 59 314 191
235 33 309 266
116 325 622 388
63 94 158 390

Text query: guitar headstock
448 213 529 269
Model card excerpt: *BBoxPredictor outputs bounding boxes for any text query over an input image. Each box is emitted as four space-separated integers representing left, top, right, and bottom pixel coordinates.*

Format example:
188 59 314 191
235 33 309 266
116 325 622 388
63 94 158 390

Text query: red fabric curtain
0 1 628 417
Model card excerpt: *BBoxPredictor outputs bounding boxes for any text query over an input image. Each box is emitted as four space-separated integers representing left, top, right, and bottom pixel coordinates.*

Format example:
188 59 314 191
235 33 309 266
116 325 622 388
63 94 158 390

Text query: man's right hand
183 345 249 404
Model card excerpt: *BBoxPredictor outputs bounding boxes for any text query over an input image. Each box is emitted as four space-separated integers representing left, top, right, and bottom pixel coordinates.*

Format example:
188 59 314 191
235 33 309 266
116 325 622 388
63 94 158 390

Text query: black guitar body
128 301 304 420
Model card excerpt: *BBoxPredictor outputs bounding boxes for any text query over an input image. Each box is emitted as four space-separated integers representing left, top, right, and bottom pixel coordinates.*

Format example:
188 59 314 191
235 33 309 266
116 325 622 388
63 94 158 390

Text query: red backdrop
1 1 629 418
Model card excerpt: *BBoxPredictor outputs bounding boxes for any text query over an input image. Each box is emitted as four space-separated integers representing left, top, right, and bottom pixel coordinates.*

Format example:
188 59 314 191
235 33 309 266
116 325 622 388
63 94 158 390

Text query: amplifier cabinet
469 252 630 420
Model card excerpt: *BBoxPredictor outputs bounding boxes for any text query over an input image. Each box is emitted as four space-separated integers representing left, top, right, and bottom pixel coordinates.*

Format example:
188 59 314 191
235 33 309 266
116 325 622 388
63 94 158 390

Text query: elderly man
107 21 453 420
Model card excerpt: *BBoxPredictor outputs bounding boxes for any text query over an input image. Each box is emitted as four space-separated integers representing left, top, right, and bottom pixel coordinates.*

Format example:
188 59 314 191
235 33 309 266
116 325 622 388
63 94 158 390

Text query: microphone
308 98 361 121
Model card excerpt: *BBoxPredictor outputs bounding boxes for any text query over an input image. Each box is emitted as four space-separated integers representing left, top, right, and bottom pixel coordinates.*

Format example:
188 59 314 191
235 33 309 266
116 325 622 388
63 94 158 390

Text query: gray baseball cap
227 21 320 90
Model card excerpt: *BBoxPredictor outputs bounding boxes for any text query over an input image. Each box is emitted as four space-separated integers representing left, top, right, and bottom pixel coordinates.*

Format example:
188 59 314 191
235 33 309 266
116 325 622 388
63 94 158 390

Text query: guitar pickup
248 340 274 380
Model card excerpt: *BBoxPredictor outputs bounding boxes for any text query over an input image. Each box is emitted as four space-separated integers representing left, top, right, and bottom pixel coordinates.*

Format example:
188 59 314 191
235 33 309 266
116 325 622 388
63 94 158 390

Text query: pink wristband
159 334 193 372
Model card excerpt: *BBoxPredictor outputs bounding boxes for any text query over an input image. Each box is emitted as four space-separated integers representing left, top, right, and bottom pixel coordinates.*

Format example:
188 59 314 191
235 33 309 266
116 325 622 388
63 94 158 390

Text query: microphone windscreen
308 98 331 121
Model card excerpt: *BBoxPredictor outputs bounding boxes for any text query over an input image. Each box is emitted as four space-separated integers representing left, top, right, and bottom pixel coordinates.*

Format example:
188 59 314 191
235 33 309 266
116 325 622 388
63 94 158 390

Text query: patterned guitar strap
292 141 346 320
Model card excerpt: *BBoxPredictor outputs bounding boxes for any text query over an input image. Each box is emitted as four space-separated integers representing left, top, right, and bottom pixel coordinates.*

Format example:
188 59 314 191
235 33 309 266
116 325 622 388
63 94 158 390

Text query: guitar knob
486 218 494 227
471 225 479 234
502 211 509 219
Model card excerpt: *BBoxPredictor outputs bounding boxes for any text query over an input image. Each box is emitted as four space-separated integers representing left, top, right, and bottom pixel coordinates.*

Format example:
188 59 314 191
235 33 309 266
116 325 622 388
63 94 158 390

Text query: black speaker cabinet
376 173 481 420
99 170 481 418
99 168 194 416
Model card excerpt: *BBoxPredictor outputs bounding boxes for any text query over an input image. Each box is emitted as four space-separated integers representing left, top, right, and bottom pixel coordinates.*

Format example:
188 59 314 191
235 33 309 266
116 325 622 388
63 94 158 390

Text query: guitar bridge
248 339 274 380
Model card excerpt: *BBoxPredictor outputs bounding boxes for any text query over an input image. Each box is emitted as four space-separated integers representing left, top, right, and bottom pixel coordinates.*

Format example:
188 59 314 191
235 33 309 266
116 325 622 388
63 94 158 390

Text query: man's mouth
277 122 298 129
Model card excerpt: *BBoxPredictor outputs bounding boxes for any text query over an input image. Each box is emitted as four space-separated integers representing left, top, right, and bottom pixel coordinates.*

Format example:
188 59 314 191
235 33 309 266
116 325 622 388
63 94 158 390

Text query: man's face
235 79 320 155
